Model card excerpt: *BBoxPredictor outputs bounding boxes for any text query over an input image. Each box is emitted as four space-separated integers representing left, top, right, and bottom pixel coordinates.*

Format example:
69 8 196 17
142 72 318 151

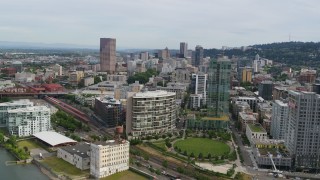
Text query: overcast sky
0 0 320 49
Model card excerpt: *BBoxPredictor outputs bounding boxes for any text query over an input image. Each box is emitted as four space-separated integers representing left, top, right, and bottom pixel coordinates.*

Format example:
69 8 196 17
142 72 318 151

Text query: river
0 148 49 180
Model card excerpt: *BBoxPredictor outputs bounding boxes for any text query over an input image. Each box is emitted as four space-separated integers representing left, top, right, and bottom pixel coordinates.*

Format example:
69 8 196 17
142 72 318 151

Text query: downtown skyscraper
100 38 116 74
193 45 203 67
207 57 231 118
179 42 188 58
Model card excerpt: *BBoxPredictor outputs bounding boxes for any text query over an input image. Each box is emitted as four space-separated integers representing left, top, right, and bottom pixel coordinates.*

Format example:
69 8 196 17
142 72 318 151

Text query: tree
207 153 212 159
198 153 203 159
0 133 4 143
190 152 195 158
94 76 102 84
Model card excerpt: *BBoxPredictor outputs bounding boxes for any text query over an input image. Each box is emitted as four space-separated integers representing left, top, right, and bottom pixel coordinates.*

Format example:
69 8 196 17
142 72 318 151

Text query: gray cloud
0 0 319 49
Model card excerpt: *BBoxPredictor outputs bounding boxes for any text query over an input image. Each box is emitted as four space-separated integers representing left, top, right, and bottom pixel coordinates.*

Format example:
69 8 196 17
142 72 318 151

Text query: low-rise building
90 140 129 178
57 143 90 170
252 139 292 170
239 112 257 132
246 123 267 143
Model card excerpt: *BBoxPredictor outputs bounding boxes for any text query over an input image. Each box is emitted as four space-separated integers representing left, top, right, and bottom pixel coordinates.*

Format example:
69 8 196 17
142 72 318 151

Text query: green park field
174 138 230 157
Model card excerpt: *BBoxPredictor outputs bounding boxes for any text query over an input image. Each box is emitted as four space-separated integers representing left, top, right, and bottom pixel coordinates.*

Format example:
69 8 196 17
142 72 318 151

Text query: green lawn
175 138 230 157
41 157 88 176
152 140 167 151
17 140 42 150
100 170 147 180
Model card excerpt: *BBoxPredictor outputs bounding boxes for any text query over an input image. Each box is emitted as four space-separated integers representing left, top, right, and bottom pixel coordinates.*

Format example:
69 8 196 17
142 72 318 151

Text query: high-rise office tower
100 38 116 74
207 57 231 117
194 45 203 67
180 42 188 58
285 91 320 170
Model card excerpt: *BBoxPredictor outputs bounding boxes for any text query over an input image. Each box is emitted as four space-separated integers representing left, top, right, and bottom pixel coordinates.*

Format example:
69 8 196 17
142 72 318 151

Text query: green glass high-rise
207 58 231 117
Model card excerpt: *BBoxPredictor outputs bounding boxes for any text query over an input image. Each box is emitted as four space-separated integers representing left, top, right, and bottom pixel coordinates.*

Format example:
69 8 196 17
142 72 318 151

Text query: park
174 137 230 157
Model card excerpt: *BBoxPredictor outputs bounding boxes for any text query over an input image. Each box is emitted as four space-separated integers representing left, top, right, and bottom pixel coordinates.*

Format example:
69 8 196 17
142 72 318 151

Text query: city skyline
0 0 320 49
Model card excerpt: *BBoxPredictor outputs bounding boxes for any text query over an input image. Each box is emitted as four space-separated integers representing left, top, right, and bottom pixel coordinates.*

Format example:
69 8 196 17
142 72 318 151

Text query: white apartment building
57 143 90 170
90 140 129 178
53 64 63 76
285 91 320 169
190 73 207 108
126 90 176 137
0 99 34 126
270 100 288 140
7 106 51 137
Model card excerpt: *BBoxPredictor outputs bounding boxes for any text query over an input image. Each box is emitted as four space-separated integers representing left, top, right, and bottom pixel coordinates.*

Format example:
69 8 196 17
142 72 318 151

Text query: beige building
90 140 129 178
83 77 94 87
100 38 116 74
57 143 90 170
126 90 176 137
69 71 84 86
239 112 257 132
107 74 127 83
241 68 252 82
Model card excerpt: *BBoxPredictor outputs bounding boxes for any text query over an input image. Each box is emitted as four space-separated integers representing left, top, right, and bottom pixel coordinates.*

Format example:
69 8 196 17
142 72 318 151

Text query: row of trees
51 110 84 132
127 69 159 84
0 134 29 160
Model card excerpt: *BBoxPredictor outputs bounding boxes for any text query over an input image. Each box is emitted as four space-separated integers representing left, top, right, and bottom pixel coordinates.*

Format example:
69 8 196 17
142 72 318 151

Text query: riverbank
0 148 48 180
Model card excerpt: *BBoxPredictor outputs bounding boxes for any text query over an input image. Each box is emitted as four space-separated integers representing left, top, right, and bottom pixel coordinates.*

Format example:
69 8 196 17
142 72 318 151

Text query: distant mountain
204 41 320 65
0 41 98 49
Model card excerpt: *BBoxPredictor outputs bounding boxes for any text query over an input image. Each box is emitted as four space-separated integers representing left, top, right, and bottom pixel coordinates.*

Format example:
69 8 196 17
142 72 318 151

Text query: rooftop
33 131 77 147
134 90 175 98
93 139 129 146
8 106 50 113
239 112 256 121
248 123 266 133
0 99 33 107
274 100 288 107
59 143 90 158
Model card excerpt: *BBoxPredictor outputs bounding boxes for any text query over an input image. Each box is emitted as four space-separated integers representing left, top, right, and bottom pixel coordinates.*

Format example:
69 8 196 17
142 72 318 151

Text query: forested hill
204 42 320 65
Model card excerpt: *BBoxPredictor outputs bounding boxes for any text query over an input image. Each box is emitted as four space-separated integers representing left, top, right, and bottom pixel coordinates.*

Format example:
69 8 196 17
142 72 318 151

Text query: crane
268 152 283 178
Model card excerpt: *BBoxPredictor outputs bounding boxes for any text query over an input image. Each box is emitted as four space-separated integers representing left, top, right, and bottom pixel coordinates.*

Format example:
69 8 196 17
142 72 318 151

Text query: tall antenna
289 33 291 42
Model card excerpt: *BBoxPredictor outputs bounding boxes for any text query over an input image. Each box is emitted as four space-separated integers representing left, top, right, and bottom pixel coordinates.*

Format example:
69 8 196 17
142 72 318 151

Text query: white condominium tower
126 90 176 137
7 106 51 137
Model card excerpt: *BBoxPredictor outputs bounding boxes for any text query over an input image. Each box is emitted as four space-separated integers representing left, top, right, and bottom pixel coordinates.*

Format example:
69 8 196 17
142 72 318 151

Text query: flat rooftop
33 131 77 147
134 90 175 98
202 115 229 121
59 143 90 158
248 123 266 133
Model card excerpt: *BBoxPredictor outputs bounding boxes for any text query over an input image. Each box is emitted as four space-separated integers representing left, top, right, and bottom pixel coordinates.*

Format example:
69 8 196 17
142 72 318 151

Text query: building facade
258 81 273 100
270 100 288 140
193 45 203 67
0 99 34 126
94 96 124 127
126 90 176 137
179 42 188 58
7 106 51 137
285 91 320 170
207 57 231 117
100 38 116 74
90 140 129 178
57 143 90 170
